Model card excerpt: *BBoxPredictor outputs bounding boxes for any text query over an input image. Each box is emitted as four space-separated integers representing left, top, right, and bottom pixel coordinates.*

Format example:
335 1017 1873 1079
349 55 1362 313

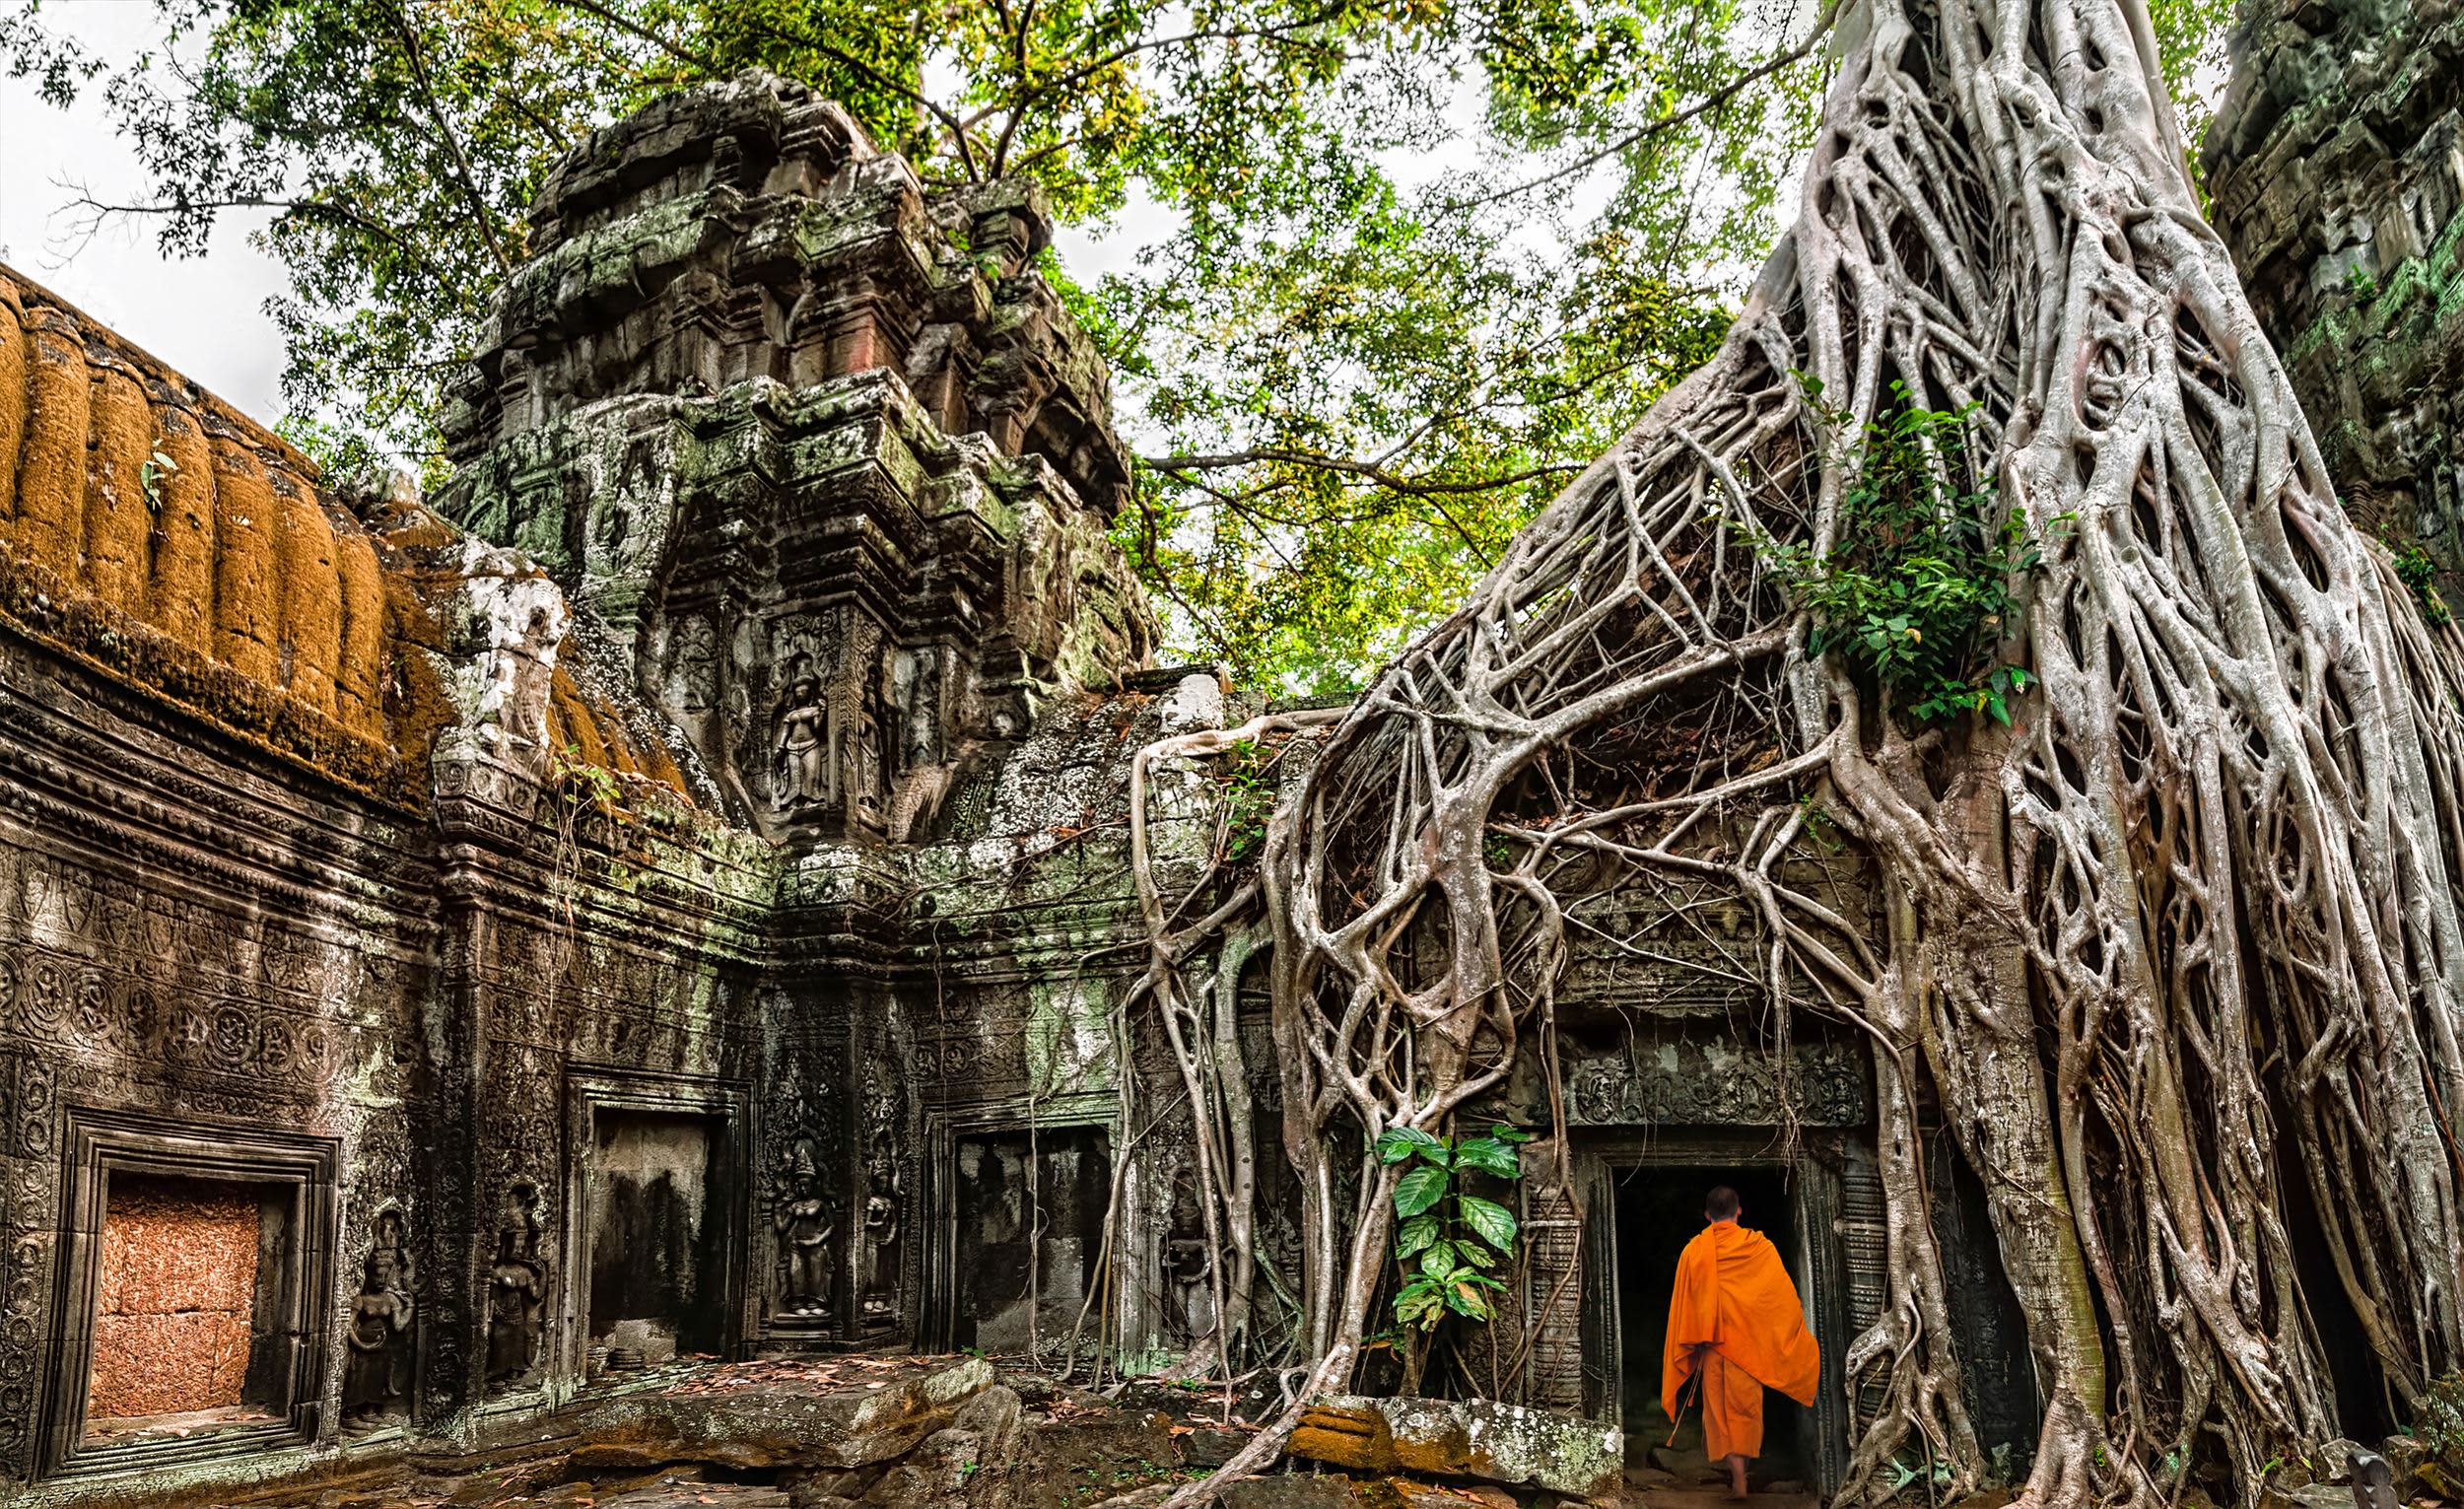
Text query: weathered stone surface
2206 0 2464 584
1217 1475 1365 1509
1179 1427 1252 1470
569 1359 993 1472
2377 1433 2429 1492
1008 1406 1183 1509
1287 1396 1621 1498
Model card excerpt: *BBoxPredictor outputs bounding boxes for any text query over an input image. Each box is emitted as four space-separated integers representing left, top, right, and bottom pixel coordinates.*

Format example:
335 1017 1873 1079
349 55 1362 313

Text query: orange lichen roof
546 664 695 803
0 262 691 808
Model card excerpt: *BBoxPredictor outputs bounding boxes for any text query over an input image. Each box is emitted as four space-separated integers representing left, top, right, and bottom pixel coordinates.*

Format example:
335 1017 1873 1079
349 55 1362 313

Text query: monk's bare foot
1725 1455 1750 1499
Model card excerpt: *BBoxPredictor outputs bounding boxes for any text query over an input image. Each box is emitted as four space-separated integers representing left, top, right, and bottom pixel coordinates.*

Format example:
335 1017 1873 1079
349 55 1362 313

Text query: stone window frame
558 1065 755 1389
37 1104 340 1480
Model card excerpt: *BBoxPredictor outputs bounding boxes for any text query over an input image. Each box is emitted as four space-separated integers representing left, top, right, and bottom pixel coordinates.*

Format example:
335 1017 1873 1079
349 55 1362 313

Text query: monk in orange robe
1662 1185 1821 1499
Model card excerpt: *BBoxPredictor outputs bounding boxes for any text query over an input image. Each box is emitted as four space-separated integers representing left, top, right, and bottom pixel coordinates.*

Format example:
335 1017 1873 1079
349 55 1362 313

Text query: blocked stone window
37 1109 336 1479
87 1176 268 1426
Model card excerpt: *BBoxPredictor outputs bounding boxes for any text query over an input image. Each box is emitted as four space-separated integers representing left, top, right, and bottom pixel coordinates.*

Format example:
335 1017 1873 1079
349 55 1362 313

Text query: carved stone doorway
565 1071 750 1381
38 1109 336 1480
1558 1131 1852 1496
1614 1165 1814 1487
946 1125 1111 1357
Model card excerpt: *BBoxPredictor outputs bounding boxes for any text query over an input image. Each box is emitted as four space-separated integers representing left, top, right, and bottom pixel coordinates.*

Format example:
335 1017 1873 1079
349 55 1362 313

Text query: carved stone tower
435 73 1158 845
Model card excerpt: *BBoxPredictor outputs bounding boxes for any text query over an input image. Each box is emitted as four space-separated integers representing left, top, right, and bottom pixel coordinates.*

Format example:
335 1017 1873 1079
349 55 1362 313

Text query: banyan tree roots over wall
1154 0 2464 1503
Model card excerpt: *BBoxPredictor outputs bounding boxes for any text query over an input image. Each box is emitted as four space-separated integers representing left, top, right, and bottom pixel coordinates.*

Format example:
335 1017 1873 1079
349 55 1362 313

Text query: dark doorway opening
1616 1165 1814 1487
951 1126 1111 1355
586 1110 731 1367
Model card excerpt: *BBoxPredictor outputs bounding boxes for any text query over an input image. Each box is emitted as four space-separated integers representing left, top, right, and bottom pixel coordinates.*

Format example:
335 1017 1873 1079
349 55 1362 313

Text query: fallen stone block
569 1357 995 1472
1286 1396 1621 1498
1219 1474 1363 1509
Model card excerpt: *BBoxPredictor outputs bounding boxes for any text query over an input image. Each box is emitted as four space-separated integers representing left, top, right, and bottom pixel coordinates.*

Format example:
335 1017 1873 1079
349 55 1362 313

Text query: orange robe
1662 1218 1820 1461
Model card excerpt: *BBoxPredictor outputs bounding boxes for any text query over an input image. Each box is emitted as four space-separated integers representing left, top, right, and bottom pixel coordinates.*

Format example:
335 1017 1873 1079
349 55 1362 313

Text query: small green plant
1215 739 1277 862
1796 793 1843 853
2344 266 2380 303
1751 378 2042 726
2387 532 2453 627
550 744 624 809
1376 1123 1533 1333
140 446 177 512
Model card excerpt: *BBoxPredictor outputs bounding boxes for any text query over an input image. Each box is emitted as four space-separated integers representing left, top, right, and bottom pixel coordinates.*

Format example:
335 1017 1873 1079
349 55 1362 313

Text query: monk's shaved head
1705 1185 1741 1220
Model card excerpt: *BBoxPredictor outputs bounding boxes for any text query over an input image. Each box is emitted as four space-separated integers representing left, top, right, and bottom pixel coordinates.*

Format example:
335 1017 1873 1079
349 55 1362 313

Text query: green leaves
1755 378 2043 730
1381 1122 1529 1335
1376 1126 1451 1165
1452 1134 1522 1178
2388 531 2454 628
1393 1165 1450 1219
1458 1193 1518 1251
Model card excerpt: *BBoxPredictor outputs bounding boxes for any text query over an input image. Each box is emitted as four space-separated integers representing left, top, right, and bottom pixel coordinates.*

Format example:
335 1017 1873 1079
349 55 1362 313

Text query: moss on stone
209 436 282 683
333 523 386 736
0 536 420 806
273 468 342 716
15 324 88 577
83 364 153 609
148 403 218 653
0 280 25 524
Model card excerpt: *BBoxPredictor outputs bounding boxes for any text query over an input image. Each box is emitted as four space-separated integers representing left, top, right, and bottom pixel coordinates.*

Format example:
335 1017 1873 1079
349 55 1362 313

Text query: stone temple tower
435 72 1158 846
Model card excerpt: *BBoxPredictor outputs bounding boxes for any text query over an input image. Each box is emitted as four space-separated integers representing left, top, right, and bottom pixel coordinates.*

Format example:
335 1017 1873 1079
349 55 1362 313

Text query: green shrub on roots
1745 377 2049 727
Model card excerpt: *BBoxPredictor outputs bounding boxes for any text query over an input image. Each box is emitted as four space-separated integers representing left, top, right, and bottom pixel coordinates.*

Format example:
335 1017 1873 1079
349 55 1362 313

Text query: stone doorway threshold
84 1404 285 1448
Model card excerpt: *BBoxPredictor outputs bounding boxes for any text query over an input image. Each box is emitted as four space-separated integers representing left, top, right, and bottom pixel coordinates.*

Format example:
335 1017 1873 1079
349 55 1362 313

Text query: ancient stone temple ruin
2203 0 2464 576
0 72 2047 1506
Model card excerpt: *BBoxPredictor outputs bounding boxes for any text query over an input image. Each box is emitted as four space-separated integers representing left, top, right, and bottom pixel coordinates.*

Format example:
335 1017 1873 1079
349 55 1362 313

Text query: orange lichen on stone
87 1177 260 1422
211 436 281 684
0 279 25 521
333 523 386 736
548 667 610 772
539 660 695 802
273 471 341 716
147 404 218 653
0 264 445 790
83 365 155 608
13 321 89 577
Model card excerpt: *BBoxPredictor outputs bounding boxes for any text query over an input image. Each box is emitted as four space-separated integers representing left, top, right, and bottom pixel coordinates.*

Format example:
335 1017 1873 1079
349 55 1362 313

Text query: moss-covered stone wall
2205 0 2464 565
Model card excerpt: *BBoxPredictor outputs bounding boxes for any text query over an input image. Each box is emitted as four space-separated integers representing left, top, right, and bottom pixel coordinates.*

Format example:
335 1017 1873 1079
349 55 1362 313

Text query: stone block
1286 1397 1621 1499
1218 1475 1364 1509
570 1357 994 1472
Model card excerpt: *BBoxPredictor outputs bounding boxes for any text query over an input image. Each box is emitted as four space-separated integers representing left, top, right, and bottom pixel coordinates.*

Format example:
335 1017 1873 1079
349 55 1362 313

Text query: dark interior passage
587 1110 730 1365
1617 1165 1813 1486
951 1126 1111 1355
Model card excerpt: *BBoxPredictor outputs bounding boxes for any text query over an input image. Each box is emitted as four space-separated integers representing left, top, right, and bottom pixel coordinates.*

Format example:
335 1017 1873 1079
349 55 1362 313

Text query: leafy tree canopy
1 0 2228 692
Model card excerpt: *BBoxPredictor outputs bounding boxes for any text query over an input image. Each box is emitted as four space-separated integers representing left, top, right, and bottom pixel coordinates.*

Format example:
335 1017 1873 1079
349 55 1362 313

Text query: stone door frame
36 1104 339 1480
918 1092 1122 1357
1570 1126 1855 1495
559 1066 755 1387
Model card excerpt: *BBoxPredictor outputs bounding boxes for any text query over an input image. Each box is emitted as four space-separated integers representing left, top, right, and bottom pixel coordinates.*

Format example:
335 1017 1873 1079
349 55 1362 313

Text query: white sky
0 1 295 418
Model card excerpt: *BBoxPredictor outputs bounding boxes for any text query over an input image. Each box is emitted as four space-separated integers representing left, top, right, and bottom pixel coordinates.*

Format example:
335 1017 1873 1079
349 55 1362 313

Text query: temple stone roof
0 265 692 806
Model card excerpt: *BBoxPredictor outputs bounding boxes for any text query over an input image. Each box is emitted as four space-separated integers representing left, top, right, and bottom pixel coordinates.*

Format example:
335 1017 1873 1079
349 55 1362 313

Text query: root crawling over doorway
1128 0 2464 1502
